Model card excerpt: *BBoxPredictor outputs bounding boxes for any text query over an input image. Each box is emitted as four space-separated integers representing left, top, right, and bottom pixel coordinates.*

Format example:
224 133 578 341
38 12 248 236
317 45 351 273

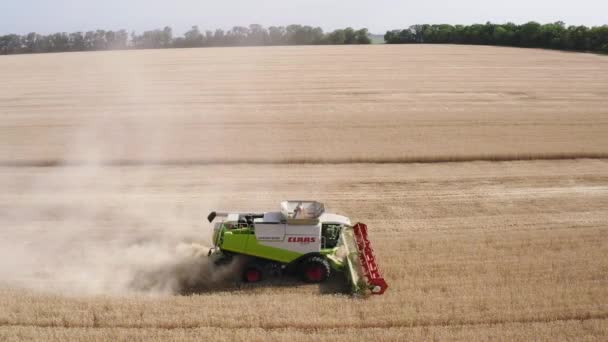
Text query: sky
1 0 606 35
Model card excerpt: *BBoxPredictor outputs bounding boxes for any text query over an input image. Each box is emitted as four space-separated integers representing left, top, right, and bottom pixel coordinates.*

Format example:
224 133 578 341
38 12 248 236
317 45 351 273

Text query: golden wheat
1 45 608 164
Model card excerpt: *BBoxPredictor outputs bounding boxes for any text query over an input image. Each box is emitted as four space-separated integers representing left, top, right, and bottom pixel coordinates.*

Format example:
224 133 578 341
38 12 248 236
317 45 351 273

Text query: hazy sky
1 0 606 35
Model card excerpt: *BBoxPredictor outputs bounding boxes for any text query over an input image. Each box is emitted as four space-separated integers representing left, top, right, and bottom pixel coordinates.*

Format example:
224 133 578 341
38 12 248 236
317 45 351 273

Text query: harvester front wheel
300 257 330 283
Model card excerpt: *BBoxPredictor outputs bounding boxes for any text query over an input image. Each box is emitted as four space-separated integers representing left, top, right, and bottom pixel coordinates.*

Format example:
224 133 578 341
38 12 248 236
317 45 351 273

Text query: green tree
68 32 86 51
519 22 541 46
327 29 346 44
355 28 371 44
268 26 286 45
24 32 42 53
160 27 173 48
343 27 356 44
184 26 203 47
248 24 268 45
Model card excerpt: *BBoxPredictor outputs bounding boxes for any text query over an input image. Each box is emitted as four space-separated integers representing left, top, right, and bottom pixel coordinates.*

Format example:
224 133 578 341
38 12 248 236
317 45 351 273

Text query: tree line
384 22 608 53
0 25 370 55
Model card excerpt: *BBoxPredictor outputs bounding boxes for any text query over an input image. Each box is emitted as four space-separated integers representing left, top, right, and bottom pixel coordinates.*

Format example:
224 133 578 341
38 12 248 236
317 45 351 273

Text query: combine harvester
207 200 388 295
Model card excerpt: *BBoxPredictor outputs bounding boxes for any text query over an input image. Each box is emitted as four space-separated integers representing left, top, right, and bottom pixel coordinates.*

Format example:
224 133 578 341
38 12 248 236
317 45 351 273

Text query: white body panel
262 212 283 222
213 201 350 255
285 223 318 236
227 213 240 222
319 213 351 226
253 212 322 254
254 223 286 241
258 222 321 254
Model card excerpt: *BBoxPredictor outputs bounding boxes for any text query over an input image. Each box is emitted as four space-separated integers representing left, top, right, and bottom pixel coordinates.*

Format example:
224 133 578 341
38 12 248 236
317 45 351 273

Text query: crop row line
1 153 608 167
1 312 606 331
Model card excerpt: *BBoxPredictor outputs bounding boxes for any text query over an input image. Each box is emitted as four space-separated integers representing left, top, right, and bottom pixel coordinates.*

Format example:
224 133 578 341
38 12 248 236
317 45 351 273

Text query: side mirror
207 211 217 223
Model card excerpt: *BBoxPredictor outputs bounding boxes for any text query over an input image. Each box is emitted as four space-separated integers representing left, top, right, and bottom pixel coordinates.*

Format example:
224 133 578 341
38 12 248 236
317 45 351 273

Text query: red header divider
352 222 388 295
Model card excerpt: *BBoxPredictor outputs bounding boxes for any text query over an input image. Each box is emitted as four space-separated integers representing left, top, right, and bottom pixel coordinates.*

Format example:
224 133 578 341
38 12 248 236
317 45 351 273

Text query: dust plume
0 54 240 296
0 116 241 295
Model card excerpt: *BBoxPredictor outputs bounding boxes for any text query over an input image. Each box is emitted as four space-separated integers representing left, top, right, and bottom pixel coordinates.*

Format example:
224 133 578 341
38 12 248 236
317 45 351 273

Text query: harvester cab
207 200 388 295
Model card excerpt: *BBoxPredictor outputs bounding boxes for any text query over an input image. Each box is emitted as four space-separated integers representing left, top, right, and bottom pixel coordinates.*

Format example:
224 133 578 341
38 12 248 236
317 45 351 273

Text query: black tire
262 262 283 278
300 256 331 283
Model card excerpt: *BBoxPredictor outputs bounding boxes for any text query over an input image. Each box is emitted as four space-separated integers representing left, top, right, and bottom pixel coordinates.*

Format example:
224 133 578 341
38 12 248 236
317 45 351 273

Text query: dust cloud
0 55 241 296
0 116 240 296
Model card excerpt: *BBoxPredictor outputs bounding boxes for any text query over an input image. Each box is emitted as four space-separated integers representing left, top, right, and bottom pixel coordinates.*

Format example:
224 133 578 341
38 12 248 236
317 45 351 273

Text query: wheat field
2 45 608 164
0 45 607 341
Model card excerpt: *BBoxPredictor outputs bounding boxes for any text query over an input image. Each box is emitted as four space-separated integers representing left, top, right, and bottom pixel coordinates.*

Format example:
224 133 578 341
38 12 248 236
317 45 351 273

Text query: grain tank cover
280 200 325 224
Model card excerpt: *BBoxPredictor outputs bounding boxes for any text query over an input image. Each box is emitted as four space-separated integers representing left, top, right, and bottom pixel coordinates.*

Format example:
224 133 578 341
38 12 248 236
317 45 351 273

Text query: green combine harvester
207 200 388 295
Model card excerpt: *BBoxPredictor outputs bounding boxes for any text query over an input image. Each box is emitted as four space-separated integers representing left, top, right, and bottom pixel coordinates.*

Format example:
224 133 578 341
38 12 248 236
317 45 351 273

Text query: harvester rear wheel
242 266 263 283
300 256 330 283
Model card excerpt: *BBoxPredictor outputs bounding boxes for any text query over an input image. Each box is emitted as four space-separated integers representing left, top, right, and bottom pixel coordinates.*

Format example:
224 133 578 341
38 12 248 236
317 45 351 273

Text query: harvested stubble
0 160 607 341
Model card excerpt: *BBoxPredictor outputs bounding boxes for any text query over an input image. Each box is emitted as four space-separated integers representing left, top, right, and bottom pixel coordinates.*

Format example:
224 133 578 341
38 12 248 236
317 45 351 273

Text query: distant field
1 45 607 164
0 45 607 341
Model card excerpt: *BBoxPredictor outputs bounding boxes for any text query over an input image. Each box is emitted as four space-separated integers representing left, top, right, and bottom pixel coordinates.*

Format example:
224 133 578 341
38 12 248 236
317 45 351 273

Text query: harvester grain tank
207 200 388 295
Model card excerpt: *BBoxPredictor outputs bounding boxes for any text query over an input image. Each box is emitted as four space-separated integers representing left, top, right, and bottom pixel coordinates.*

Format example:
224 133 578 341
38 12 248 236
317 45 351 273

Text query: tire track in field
1 153 608 167
1 312 606 331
